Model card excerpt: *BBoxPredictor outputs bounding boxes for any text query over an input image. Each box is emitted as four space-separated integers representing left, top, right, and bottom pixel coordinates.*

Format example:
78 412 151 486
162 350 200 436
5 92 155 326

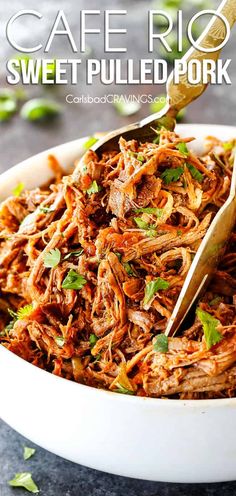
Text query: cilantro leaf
39 206 55 214
223 141 233 151
86 180 101 195
62 270 87 290
63 248 84 260
137 154 145 163
55 336 65 347
134 207 163 218
12 182 24 197
8 473 39 493
123 262 136 276
161 167 184 185
83 136 98 149
17 304 33 319
23 447 36 461
154 334 168 353
143 278 169 306
196 308 223 350
115 386 134 395
186 163 203 183
43 248 61 268
176 142 189 156
134 217 157 237
89 333 98 348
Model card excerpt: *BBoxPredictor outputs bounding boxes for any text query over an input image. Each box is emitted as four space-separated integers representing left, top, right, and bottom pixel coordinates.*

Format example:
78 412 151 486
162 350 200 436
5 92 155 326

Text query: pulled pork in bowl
0 126 236 400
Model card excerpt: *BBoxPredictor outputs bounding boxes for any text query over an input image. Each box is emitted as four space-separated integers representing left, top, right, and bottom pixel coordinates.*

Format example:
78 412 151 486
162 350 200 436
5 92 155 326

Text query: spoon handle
167 0 236 114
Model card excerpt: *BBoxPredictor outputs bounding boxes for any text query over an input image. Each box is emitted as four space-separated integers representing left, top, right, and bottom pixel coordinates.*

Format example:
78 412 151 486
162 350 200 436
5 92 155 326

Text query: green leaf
161 167 184 184
43 248 61 268
83 136 98 149
0 89 17 121
113 100 141 116
8 473 39 493
86 180 101 195
39 206 55 214
23 447 36 461
114 386 134 395
154 334 168 353
89 333 98 348
143 278 169 306
62 270 87 290
134 217 157 237
137 154 145 163
176 142 189 156
134 207 163 218
123 262 136 276
17 304 33 320
114 251 122 261
63 249 84 260
12 182 24 197
196 308 223 350
209 296 222 307
223 141 233 151
186 163 203 183
20 98 61 121
55 336 65 347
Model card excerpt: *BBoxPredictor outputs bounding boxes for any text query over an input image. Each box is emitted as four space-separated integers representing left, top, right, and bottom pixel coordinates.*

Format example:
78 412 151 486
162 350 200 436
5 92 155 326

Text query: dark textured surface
0 0 236 494
2 420 236 496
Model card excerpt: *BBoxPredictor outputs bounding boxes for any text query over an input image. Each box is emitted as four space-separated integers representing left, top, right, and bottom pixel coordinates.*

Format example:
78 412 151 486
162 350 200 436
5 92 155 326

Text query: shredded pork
0 129 235 399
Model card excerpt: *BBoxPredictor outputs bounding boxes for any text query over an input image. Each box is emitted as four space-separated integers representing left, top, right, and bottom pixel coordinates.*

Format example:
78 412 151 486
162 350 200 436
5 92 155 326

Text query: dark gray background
0 0 236 494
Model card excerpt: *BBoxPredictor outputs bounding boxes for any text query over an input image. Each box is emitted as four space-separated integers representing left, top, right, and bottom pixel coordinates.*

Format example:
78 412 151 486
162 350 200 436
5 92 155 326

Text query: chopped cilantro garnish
23 447 36 461
83 136 98 149
123 262 136 276
134 217 157 237
89 333 98 348
176 142 189 156
134 207 163 218
43 248 61 268
196 308 223 350
39 206 54 214
177 230 182 237
8 473 39 493
186 163 203 183
161 167 184 185
114 252 122 261
223 142 233 151
115 386 134 395
153 334 168 353
143 278 169 306
209 296 222 307
86 180 101 195
62 270 87 290
63 248 84 260
55 336 65 347
17 304 33 319
12 182 24 197
137 154 145 163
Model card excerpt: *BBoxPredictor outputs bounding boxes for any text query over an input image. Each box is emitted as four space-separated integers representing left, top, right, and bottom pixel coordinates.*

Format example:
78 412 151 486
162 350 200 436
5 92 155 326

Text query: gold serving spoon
89 0 236 336
92 0 235 154
165 154 236 337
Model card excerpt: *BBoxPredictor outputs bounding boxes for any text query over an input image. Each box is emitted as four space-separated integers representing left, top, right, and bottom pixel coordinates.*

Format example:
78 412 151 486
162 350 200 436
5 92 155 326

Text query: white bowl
1 124 236 483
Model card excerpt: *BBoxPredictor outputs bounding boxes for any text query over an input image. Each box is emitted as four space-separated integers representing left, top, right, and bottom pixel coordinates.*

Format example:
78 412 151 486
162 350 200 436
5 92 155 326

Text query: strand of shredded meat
0 129 235 399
